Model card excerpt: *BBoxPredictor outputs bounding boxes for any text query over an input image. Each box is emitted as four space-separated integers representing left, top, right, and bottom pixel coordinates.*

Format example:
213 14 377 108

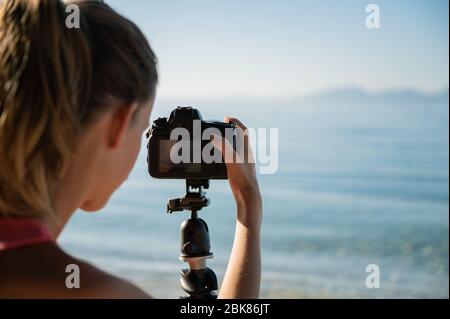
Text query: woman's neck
48 128 102 239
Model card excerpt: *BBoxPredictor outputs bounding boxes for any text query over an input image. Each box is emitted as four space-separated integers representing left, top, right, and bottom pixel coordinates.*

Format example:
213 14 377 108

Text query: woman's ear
107 103 138 149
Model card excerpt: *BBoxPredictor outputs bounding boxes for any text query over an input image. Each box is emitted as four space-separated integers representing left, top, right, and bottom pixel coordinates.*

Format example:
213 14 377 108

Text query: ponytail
0 0 158 218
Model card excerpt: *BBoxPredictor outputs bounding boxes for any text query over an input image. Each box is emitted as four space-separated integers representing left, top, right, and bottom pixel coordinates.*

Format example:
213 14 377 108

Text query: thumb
211 134 235 164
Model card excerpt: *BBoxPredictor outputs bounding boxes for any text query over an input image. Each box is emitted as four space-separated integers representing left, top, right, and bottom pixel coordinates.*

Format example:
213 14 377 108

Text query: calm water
59 90 449 298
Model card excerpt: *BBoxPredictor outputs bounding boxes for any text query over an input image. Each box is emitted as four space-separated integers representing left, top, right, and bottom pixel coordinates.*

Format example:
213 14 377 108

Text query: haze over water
60 89 449 298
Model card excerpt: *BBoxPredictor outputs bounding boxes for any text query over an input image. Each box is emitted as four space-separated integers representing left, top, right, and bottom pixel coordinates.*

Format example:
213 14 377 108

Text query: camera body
147 107 235 180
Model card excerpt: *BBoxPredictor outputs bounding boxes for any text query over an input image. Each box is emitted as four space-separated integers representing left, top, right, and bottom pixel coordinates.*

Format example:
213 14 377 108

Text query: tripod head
166 179 218 299
167 180 210 214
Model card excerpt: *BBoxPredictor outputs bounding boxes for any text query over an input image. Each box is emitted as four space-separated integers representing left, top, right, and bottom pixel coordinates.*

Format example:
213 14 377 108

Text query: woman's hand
213 117 263 299
213 117 262 226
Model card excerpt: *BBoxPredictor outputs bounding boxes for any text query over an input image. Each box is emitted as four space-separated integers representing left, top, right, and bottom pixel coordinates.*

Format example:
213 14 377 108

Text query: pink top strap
0 218 54 252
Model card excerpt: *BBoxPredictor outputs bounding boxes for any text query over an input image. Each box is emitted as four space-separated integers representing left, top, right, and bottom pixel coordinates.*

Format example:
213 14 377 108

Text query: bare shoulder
0 242 152 299
64 254 152 299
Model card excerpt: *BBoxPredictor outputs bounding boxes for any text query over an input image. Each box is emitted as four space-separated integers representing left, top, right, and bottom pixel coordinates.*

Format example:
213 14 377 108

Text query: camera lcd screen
158 140 202 173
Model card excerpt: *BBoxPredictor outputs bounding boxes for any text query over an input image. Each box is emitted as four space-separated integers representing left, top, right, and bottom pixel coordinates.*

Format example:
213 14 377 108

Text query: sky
107 0 449 98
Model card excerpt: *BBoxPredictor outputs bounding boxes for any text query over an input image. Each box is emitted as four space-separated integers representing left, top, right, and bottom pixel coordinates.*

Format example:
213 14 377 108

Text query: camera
147 107 236 180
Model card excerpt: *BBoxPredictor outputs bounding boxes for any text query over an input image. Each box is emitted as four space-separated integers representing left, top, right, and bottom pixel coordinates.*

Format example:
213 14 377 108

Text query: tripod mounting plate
167 179 210 214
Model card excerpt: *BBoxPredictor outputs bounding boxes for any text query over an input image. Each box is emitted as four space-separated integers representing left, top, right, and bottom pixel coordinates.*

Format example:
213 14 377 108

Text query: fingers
214 117 256 165
225 116 255 163
210 133 223 151
225 117 248 131
211 133 235 163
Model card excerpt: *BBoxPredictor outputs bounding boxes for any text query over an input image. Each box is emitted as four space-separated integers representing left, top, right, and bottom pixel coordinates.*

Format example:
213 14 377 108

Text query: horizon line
155 86 449 101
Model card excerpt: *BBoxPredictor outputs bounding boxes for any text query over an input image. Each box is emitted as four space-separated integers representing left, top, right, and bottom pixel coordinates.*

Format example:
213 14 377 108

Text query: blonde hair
0 0 158 218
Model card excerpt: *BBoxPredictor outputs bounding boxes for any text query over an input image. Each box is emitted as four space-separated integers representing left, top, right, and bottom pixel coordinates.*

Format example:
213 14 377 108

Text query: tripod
167 179 218 299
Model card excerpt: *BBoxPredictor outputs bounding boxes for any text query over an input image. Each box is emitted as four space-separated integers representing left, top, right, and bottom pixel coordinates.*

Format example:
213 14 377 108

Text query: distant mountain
298 87 449 107
159 87 449 105
432 89 450 102
154 88 449 120
151 87 449 133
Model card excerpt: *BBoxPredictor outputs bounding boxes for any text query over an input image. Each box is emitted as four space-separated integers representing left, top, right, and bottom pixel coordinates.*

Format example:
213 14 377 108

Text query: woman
0 0 262 298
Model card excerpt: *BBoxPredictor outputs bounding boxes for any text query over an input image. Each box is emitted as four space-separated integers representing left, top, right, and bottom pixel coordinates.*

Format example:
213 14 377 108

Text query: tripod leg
180 267 218 299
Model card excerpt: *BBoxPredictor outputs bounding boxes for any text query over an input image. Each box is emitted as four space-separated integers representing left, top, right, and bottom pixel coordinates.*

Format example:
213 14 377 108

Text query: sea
59 89 449 298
